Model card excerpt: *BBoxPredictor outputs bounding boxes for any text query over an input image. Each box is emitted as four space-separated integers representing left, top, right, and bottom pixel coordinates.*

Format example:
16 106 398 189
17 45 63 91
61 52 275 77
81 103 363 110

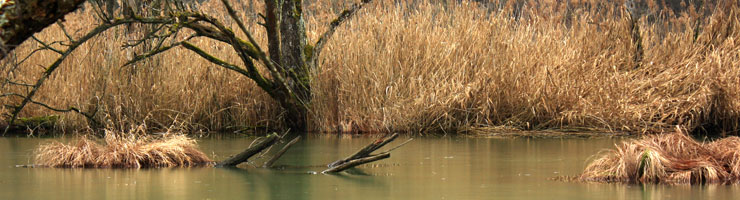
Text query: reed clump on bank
2 0 740 134
34 126 213 168
579 128 740 184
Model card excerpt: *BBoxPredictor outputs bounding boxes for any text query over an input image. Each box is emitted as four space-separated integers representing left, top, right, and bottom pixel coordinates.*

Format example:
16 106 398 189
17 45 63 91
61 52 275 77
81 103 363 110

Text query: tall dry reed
2 0 739 134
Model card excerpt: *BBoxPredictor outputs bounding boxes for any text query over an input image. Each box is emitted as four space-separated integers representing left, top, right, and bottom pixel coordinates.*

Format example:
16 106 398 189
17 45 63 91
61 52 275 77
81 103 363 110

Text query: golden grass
34 126 213 168
580 127 740 184
2 0 740 134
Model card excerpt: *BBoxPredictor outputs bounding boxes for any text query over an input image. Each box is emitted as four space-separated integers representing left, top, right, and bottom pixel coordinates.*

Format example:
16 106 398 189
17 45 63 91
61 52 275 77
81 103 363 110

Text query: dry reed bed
580 128 740 184
2 0 740 134
34 127 213 168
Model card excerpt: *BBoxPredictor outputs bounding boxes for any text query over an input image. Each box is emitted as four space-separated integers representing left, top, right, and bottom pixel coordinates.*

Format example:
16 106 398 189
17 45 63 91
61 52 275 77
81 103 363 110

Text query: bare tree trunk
2 0 375 134
0 0 86 59
277 0 311 132
264 0 281 62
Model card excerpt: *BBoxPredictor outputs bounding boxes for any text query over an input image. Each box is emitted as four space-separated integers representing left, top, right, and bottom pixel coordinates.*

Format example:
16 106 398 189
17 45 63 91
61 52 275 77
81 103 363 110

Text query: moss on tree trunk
2 0 375 133
0 0 86 59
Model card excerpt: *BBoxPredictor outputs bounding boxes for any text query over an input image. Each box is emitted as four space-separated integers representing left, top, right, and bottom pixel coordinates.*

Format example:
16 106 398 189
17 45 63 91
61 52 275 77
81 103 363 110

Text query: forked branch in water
216 133 280 167
263 135 302 168
324 133 412 173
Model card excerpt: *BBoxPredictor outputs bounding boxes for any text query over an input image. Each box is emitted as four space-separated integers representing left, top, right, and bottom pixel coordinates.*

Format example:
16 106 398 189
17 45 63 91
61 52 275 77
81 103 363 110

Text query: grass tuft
580 127 740 184
34 126 213 168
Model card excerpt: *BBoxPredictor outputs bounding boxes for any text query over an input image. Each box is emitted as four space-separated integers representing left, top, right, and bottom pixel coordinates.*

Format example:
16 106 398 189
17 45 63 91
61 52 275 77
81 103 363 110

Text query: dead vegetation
579 127 740 184
2 0 740 134
31 126 407 171
34 125 213 168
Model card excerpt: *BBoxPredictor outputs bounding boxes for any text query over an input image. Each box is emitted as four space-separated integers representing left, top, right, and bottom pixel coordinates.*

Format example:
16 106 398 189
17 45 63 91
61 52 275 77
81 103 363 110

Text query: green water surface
1 135 738 199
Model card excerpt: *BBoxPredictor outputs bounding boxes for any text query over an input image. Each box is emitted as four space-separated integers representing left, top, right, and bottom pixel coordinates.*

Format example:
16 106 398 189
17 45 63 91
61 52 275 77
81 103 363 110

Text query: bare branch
4 80 34 87
220 0 266 58
16 48 47 65
311 0 375 66
1 93 25 98
179 41 277 95
4 17 173 134
327 133 399 168
381 138 413 153
322 153 390 173
168 13 288 90
216 134 279 167
31 36 64 55
219 0 286 86
323 133 409 173
27 101 98 125
180 42 250 77
180 14 263 60
89 0 112 22
56 21 76 42
263 135 301 168
1 93 99 125
123 34 197 67
123 24 168 48
123 42 182 67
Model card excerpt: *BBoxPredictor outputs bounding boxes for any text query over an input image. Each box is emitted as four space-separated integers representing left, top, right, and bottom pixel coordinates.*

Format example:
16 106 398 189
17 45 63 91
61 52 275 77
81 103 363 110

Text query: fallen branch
382 138 414 153
216 134 279 167
328 133 399 168
324 133 408 173
263 135 301 168
323 153 390 173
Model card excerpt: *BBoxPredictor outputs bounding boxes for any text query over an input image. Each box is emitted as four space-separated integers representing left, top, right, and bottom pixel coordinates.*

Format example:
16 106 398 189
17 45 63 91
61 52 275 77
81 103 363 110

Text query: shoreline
1 125 634 139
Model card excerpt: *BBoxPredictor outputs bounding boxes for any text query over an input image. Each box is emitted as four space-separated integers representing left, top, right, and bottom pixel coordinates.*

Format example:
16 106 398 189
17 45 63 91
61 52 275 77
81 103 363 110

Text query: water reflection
1 135 739 199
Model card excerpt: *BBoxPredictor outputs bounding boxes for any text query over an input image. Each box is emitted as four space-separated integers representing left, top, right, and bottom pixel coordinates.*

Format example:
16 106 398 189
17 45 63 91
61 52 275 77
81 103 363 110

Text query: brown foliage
2 0 740 134
34 126 213 168
580 127 740 184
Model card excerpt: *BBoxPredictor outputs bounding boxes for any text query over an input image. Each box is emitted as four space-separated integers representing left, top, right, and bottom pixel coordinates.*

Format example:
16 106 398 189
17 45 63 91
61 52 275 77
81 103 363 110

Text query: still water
1 135 739 200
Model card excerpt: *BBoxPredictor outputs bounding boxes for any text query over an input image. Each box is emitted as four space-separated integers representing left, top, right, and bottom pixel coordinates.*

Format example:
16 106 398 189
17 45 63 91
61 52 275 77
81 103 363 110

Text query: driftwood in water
28 129 410 171
216 134 279 167
323 153 390 173
324 133 410 173
263 136 301 168
328 133 399 168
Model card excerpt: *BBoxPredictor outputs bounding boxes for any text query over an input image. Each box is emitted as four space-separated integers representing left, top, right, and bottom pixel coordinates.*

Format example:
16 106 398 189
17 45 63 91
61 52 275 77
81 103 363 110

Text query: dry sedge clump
580 128 740 184
34 128 213 168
